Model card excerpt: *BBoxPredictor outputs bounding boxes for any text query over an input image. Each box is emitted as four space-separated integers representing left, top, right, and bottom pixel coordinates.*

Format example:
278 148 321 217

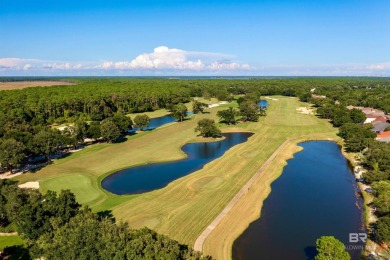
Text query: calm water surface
102 132 253 195
129 112 193 131
233 141 364 260
259 100 268 108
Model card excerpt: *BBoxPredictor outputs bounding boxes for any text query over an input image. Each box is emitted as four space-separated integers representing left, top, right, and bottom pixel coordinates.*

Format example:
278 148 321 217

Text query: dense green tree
15 190 51 240
42 190 80 228
3 182 29 227
192 100 207 114
32 129 63 161
171 103 188 122
195 119 221 138
315 236 350 260
364 141 390 173
0 138 26 173
376 217 390 243
134 114 150 130
364 170 390 184
86 121 101 140
100 119 121 142
61 126 79 148
2 186 80 242
0 180 18 226
237 92 260 104
74 120 88 142
239 101 259 122
299 92 312 102
349 108 366 124
217 107 238 125
3 130 33 149
338 123 376 152
35 208 209 260
112 113 133 133
372 181 390 216
317 106 334 119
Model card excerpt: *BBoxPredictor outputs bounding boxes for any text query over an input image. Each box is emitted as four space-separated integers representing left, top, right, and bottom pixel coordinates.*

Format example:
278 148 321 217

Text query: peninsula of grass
15 96 339 259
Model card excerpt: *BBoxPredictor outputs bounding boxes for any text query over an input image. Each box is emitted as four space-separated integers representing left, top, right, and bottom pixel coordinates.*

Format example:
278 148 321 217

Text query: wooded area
0 180 209 259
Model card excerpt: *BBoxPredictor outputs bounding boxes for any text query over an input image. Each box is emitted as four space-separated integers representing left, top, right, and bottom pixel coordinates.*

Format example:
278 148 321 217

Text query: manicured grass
0 236 24 250
128 109 171 118
15 96 338 259
41 174 100 205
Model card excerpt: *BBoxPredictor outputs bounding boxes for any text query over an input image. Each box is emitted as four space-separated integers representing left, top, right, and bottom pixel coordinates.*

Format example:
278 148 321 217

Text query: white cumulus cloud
2 47 390 76
96 46 248 71
0 47 251 75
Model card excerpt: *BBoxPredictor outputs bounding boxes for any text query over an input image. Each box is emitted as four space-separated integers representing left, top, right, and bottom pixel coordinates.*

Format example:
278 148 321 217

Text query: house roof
377 137 390 143
377 131 390 139
373 116 388 124
373 122 390 133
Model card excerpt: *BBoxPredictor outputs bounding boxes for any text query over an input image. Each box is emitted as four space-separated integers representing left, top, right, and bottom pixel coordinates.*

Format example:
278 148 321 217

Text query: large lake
233 141 365 260
102 132 253 195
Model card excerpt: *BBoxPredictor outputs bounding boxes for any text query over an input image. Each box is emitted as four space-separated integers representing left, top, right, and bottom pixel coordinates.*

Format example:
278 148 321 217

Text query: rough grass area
15 96 338 259
0 236 24 250
0 81 75 90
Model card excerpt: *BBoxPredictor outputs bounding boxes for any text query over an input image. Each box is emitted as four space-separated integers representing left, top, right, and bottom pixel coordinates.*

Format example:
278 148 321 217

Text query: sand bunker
18 181 39 189
208 101 229 108
296 107 314 114
265 97 279 101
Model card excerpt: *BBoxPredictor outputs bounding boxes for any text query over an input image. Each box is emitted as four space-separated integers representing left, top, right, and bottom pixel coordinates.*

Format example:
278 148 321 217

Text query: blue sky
0 0 389 76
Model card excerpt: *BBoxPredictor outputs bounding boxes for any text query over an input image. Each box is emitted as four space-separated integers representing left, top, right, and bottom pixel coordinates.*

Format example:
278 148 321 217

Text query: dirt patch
0 81 75 90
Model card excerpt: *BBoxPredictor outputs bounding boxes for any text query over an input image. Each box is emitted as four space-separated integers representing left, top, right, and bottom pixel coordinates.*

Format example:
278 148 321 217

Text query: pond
129 112 194 132
102 132 253 195
233 141 365 260
258 100 268 109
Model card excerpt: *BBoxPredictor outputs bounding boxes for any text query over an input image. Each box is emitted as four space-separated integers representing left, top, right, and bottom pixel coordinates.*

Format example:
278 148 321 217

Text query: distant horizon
1 75 390 79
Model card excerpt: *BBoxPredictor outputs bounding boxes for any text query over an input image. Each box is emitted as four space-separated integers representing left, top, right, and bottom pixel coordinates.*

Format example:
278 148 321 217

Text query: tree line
0 180 210 259
309 90 390 245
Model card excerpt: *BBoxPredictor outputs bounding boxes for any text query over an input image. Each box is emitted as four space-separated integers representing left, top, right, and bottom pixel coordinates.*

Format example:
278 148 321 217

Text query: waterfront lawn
15 96 338 259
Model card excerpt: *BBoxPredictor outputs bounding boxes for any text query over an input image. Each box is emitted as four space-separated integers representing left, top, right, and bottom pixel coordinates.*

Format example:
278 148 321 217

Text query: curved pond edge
99 131 255 196
228 138 366 259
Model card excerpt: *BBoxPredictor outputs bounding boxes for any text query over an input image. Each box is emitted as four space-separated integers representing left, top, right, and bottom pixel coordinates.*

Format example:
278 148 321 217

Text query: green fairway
41 174 100 205
0 236 24 250
15 96 338 259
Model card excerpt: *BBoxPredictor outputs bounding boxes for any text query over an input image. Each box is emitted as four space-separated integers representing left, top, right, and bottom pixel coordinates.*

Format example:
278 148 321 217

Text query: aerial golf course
15 96 339 259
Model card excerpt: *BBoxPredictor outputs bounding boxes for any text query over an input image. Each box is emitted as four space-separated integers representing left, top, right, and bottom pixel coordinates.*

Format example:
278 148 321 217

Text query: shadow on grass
96 210 116 223
113 136 128 144
2 245 31 260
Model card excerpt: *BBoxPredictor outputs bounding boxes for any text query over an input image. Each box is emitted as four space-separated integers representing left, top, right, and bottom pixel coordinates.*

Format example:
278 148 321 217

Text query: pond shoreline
101 132 254 195
232 140 365 260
